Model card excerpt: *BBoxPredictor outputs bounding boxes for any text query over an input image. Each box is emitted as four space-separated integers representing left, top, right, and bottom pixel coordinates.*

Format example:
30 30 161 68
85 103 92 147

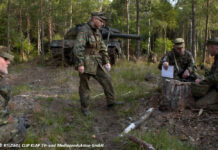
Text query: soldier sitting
192 38 218 110
158 38 199 82
0 46 29 144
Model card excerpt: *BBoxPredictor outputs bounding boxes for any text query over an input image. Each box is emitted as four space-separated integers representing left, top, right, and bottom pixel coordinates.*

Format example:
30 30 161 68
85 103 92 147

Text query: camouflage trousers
79 65 115 110
0 110 26 144
196 89 218 110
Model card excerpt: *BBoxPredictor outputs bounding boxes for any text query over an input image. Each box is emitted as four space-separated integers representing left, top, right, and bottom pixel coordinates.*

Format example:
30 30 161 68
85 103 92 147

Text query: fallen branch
198 108 204 116
92 93 104 98
120 107 154 137
127 135 156 150
122 91 132 96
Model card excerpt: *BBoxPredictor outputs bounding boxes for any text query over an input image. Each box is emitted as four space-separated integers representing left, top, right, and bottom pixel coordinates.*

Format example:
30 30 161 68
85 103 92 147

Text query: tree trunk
48 16 52 54
27 9 31 59
191 0 196 60
7 0 11 52
148 17 151 55
182 24 185 39
203 0 209 64
19 3 24 61
70 0 73 29
160 78 194 111
40 0 45 63
126 0 130 61
190 20 192 52
48 0 53 54
164 28 167 54
37 20 41 56
136 0 140 59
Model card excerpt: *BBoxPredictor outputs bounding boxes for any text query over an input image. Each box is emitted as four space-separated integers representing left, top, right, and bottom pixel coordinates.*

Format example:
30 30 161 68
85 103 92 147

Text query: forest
0 0 218 150
0 0 217 63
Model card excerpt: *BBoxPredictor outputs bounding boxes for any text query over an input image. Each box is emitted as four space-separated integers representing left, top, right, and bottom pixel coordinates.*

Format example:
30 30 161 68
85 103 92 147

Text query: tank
100 26 143 64
50 25 143 66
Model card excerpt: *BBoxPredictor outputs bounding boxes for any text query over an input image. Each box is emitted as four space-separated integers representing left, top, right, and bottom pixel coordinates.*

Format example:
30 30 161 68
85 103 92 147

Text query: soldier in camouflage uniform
158 38 198 81
192 38 218 110
73 12 123 115
0 46 28 145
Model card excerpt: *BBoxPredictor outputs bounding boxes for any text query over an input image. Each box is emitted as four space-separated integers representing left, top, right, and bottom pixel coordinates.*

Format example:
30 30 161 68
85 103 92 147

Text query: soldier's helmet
174 38 185 48
191 83 210 98
0 46 14 60
207 37 218 45
91 12 107 23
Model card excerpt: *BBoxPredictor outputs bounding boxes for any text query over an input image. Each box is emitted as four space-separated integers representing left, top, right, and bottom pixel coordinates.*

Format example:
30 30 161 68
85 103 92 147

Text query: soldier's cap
206 37 218 45
91 12 107 22
174 38 185 48
0 46 14 60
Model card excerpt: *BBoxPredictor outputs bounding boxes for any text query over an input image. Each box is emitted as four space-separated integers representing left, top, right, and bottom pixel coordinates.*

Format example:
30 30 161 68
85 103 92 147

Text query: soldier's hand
163 62 169 70
195 79 201 84
104 63 111 72
78 66 84 74
182 69 190 78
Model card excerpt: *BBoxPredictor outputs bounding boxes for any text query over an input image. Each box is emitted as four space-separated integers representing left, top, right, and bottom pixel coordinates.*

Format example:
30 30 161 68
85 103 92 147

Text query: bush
14 38 37 61
154 38 173 54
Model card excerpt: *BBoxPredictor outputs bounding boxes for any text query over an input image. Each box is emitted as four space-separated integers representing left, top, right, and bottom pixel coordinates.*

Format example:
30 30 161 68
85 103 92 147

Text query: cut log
120 107 154 137
160 78 194 110
127 135 156 150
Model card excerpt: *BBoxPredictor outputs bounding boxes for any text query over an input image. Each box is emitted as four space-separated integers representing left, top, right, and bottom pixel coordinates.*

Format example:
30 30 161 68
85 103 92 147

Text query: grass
11 84 32 95
112 60 160 100
117 129 195 150
9 60 198 150
23 99 97 150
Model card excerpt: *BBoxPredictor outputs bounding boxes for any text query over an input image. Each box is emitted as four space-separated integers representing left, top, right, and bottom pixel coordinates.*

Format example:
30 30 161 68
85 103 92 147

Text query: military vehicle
50 25 143 66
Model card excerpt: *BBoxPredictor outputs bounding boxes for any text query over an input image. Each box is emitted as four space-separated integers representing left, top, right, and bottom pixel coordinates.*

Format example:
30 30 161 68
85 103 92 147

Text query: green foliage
53 34 62 40
152 0 178 31
0 0 217 61
154 38 174 53
14 39 35 55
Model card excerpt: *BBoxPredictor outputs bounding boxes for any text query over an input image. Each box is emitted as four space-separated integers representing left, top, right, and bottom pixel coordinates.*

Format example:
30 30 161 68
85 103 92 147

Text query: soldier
192 38 218 110
158 38 199 81
0 46 28 145
73 12 123 115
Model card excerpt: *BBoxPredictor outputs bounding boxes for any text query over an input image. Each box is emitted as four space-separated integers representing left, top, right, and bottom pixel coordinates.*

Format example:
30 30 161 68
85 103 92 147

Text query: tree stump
160 78 194 110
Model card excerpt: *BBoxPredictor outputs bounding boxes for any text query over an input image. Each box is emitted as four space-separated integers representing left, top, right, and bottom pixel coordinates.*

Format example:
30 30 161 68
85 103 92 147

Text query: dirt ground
1 62 218 150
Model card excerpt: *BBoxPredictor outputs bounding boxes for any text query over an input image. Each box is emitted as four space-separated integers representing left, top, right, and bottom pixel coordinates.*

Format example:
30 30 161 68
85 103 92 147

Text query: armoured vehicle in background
50 25 143 65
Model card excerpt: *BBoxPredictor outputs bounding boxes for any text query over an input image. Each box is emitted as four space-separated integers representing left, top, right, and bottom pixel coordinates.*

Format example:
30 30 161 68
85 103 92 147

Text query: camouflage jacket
204 55 218 87
73 22 110 75
158 49 198 80
0 75 26 144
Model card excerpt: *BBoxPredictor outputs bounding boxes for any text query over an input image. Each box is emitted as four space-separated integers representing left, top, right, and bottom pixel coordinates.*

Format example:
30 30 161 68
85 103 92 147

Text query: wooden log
120 107 154 137
160 78 193 110
127 135 156 150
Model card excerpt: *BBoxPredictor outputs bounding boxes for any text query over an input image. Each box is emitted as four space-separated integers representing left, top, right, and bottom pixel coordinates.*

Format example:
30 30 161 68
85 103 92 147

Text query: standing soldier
73 12 123 115
192 38 218 110
158 38 199 81
0 46 28 145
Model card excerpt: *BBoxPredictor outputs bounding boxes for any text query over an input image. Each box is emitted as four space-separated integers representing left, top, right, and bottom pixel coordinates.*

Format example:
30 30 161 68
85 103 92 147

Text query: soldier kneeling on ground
158 38 199 82
192 38 218 110
0 46 29 145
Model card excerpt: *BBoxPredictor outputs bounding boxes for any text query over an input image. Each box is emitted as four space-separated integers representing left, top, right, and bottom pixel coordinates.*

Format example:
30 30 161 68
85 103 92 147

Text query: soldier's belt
85 48 99 55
